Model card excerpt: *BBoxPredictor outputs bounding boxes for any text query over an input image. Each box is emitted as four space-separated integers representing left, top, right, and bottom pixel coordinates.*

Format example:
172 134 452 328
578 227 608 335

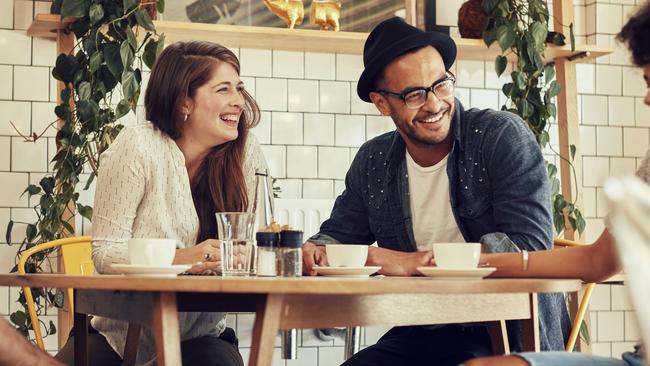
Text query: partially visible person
0 318 63 366
54 41 268 366
465 2 650 366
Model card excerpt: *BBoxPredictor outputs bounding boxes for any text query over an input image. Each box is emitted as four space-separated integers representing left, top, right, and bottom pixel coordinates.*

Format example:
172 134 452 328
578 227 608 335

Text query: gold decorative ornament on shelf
310 0 342 32
263 0 304 29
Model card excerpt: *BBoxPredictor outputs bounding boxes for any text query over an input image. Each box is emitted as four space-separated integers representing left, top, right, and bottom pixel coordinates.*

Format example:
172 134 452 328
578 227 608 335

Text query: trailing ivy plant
5 0 165 339
481 0 585 238
482 0 590 346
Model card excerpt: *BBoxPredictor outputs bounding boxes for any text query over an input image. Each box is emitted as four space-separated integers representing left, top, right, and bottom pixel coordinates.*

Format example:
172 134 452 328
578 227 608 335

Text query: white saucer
110 264 191 277
417 267 496 280
313 266 381 278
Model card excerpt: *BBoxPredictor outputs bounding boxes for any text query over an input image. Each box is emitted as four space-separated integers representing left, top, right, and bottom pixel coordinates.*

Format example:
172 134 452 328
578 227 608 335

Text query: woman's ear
369 92 391 116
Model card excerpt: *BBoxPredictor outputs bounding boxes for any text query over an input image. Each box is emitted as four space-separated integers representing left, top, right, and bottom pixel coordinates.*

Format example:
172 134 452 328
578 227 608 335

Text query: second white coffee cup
433 243 481 269
326 244 368 267
128 238 177 266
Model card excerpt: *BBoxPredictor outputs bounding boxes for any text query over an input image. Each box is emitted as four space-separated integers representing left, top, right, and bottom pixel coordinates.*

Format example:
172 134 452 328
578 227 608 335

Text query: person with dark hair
0 318 64 366
54 41 267 366
464 3 650 366
302 16 570 366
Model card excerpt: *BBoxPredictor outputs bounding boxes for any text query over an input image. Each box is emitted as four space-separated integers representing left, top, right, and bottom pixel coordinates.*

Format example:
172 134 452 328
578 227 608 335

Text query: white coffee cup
128 238 177 266
326 244 368 267
433 243 481 269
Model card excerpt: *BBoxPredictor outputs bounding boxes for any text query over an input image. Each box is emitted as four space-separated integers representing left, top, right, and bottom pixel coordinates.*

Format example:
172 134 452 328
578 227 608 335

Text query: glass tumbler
216 212 256 276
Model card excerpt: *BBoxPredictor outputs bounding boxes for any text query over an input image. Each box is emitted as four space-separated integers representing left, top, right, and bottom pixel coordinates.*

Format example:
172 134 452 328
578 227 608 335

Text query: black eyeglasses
377 72 456 109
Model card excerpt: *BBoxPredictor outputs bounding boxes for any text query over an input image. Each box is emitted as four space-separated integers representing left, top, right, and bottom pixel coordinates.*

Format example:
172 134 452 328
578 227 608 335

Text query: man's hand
302 241 329 275
368 246 433 276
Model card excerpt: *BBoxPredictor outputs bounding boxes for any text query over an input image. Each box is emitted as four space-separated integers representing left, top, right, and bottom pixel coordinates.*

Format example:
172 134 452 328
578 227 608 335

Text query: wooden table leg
249 294 284 366
151 292 181 366
73 312 88 366
521 293 540 352
487 320 510 355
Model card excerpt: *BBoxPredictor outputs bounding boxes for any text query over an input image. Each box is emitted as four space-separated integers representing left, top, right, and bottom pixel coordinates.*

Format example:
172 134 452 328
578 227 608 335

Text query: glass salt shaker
278 230 303 277
256 231 279 277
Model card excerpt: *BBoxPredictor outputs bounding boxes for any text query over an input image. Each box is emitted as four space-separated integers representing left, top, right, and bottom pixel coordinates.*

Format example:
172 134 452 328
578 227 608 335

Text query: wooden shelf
29 14 612 63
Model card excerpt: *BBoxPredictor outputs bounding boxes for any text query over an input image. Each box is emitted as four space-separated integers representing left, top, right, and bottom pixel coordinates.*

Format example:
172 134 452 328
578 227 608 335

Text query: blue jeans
513 351 644 366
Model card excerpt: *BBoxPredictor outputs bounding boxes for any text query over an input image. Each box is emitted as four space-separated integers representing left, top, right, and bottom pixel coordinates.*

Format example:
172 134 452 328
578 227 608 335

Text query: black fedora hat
357 17 457 103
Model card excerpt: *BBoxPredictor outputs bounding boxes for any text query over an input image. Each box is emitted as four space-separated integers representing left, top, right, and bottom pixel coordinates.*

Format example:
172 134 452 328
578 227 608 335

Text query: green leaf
548 80 561 98
53 54 79 84
530 22 548 47
89 51 103 73
61 220 75 235
569 23 576 52
24 184 41 196
143 39 158 69
60 0 87 17
547 103 557 119
501 82 513 97
482 0 499 14
483 27 497 47
157 0 165 13
103 42 123 78
40 176 54 194
120 41 135 71
126 28 138 50
51 0 62 14
135 9 156 31
569 145 577 161
77 204 93 220
575 210 586 234
9 311 27 328
76 100 100 123
123 0 137 12
544 64 555 85
26 224 37 242
6 220 13 244
84 172 96 190
496 25 516 52
495 55 507 77
89 3 104 25
579 318 591 345
77 81 91 101
122 70 138 100
539 131 549 147
512 71 526 89
116 99 131 119
48 320 57 335
547 164 558 178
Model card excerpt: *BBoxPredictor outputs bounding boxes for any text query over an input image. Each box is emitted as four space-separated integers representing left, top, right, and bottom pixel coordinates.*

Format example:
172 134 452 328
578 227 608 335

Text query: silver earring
184 114 188 122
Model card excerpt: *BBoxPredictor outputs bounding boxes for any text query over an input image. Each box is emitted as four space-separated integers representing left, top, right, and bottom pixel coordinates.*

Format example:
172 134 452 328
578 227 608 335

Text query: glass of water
216 212 256 276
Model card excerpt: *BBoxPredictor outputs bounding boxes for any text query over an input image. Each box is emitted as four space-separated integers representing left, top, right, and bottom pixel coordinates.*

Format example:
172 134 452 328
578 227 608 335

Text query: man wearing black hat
303 17 570 366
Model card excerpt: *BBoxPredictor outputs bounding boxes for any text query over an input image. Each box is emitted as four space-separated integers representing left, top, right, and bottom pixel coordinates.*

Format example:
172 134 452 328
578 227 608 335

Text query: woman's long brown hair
144 41 260 242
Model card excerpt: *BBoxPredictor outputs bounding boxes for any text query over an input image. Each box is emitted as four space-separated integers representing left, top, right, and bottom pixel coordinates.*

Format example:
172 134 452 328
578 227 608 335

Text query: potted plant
6 0 165 340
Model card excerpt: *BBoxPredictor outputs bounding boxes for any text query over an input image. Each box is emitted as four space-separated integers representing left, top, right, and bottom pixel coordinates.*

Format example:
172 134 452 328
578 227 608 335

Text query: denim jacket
310 99 570 351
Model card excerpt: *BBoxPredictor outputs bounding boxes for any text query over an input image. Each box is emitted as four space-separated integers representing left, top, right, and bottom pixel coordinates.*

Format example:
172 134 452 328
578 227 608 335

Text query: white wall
0 0 648 363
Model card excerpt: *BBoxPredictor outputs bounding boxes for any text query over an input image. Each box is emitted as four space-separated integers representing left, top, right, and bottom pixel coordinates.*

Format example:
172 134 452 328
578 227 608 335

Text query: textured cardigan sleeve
91 128 147 274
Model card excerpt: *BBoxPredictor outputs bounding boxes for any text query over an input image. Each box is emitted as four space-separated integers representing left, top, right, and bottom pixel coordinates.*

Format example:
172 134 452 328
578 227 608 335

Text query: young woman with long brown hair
54 41 267 366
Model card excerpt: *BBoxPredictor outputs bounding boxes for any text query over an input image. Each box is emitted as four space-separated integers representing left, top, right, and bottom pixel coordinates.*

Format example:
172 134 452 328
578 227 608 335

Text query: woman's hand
173 239 221 274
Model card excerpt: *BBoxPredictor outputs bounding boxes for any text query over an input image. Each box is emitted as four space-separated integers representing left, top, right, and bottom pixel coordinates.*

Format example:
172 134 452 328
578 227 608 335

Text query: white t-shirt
406 150 465 252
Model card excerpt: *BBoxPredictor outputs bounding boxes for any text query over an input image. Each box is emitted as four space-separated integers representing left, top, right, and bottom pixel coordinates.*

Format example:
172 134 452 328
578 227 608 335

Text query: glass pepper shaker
278 230 303 277
256 231 279 277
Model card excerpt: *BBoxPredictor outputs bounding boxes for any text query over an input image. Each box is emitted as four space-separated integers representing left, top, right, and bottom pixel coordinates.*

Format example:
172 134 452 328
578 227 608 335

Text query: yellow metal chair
18 235 94 350
19 236 140 366
554 238 595 352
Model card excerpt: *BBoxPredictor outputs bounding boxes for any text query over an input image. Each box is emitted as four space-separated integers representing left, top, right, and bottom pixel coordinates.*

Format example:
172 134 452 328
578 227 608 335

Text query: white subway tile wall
0 0 644 361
